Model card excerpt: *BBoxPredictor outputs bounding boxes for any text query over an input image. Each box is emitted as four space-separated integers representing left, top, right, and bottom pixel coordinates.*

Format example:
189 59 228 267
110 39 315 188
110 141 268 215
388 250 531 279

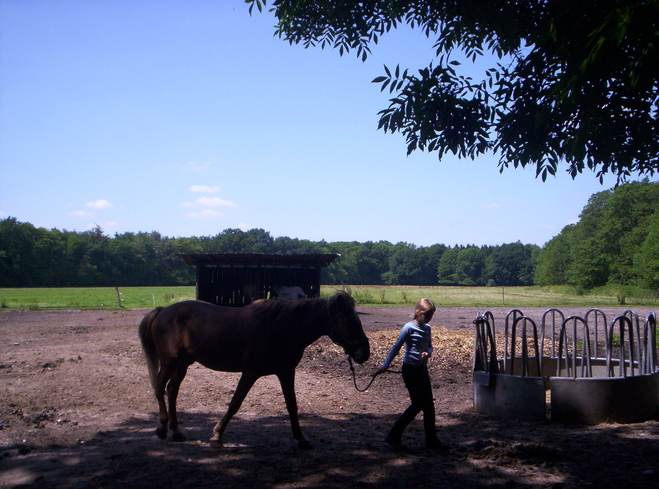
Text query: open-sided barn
180 253 339 307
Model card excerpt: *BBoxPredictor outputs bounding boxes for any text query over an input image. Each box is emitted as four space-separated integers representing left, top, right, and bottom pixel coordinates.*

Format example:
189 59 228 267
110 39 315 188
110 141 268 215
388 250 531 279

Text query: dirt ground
1 305 658 489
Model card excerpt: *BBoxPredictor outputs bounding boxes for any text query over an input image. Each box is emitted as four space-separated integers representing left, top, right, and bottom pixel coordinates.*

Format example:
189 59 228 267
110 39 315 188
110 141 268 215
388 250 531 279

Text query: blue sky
0 0 646 247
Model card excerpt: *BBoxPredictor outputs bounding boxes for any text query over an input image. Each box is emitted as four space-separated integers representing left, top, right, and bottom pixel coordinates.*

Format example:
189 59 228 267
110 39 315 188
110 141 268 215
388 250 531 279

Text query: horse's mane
251 296 329 323
250 292 354 323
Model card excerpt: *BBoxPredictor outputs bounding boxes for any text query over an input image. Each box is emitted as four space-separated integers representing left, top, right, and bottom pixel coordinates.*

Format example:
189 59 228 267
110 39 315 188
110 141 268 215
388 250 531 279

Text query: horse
273 285 306 300
138 291 369 448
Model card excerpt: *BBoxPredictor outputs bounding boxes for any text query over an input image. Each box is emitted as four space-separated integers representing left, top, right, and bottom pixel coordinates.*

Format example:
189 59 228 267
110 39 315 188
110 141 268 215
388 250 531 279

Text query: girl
377 298 446 450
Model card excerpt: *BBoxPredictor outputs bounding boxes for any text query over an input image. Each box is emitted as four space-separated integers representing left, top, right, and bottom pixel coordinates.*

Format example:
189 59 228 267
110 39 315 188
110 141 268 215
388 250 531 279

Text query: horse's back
151 300 261 371
147 298 337 374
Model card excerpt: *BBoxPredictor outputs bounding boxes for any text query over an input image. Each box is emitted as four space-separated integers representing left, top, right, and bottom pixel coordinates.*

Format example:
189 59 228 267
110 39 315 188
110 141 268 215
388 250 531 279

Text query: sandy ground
1 305 658 488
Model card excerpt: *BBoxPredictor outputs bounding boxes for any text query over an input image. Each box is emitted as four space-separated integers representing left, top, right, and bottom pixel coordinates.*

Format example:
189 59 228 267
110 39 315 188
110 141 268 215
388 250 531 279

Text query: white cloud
238 222 250 230
181 183 237 218
483 203 502 209
186 209 226 219
70 210 93 217
181 197 238 208
86 199 114 210
189 185 221 193
184 161 211 172
195 196 237 207
0 211 7 218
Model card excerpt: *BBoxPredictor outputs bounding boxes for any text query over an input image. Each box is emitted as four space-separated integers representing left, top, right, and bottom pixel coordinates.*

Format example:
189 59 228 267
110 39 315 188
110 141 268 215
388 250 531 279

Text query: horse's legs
154 361 176 440
210 372 258 448
166 360 191 442
277 370 311 449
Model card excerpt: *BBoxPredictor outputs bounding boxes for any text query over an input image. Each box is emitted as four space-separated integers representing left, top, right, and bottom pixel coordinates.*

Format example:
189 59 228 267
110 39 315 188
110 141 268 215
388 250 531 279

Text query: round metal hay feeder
472 309 659 424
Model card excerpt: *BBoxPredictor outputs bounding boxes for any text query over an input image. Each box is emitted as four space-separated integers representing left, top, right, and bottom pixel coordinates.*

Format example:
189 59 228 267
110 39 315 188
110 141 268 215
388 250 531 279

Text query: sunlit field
0 286 196 310
1 284 656 310
323 284 658 308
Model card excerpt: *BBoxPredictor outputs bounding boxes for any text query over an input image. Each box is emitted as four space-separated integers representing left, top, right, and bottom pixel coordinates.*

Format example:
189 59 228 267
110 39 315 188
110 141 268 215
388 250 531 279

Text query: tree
382 242 443 285
249 0 659 181
635 214 659 289
0 218 46 286
436 246 458 284
208 228 275 253
361 240 395 284
455 246 485 285
569 237 610 289
535 227 574 286
598 181 659 283
484 242 538 286
535 180 659 289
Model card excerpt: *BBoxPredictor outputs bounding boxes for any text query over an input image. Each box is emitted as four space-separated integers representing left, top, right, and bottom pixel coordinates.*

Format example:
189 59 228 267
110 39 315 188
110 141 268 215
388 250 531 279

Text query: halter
327 305 368 359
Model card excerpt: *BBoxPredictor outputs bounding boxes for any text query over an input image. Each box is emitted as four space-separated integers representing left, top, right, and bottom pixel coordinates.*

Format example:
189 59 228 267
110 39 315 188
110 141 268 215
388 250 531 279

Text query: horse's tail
138 307 164 394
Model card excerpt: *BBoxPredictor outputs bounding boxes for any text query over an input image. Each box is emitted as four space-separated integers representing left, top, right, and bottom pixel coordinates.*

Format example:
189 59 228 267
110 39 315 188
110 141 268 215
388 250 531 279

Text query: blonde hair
414 298 436 322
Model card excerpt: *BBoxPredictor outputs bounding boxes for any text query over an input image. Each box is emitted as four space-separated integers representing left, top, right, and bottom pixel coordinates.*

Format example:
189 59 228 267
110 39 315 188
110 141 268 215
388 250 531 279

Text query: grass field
0 284 657 310
0 286 196 310
332 284 659 308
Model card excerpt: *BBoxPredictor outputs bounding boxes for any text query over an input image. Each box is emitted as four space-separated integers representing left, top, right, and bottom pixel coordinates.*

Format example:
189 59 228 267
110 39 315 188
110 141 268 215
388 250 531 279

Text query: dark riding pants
388 362 438 443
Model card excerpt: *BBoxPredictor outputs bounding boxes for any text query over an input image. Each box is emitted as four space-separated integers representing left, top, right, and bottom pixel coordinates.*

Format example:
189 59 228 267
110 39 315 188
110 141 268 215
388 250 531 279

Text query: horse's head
327 292 370 364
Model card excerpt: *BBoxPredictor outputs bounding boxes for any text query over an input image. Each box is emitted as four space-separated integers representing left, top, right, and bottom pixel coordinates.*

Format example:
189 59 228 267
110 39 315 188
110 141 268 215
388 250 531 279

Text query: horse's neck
294 303 332 346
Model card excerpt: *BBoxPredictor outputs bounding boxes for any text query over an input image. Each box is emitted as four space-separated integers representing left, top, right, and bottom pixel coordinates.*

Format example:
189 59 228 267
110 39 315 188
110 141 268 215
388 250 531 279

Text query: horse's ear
330 291 354 310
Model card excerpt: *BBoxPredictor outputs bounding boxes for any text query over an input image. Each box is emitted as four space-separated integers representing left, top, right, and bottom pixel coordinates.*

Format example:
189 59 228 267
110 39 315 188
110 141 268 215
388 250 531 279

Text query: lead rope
347 356 402 392
347 355 434 392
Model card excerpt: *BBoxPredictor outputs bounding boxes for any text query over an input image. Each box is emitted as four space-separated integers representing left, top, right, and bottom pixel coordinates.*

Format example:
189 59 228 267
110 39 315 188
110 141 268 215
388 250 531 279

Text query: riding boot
423 406 444 449
385 423 404 448
424 421 449 450
425 429 441 448
385 405 418 448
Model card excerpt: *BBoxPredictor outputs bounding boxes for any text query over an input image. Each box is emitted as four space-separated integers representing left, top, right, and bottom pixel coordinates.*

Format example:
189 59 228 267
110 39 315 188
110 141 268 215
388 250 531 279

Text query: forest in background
1 180 658 290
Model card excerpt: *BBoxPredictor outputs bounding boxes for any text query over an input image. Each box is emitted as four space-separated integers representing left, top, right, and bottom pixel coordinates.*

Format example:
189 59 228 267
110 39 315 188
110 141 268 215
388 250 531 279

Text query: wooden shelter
180 253 339 307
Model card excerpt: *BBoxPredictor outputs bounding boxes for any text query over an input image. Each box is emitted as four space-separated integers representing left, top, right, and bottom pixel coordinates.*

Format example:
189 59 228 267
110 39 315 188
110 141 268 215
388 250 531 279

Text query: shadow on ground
3 409 659 489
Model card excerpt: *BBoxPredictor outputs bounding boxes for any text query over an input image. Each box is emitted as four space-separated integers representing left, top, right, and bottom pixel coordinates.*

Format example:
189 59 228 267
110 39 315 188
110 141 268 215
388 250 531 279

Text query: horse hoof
155 427 167 440
209 438 224 449
172 432 187 442
298 439 313 450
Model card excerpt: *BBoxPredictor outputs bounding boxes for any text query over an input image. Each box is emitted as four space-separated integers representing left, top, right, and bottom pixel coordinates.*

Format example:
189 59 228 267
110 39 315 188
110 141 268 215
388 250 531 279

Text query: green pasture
323 284 659 309
1 284 657 310
0 286 196 310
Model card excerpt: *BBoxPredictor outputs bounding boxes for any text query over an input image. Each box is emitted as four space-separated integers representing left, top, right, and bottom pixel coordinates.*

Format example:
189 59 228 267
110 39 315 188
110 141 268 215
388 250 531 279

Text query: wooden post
115 287 122 308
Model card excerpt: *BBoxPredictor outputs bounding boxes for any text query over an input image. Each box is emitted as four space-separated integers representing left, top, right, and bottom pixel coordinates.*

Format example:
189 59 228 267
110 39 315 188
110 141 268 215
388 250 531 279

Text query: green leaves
372 64 408 94
254 0 659 181
372 58 494 161
246 0 266 15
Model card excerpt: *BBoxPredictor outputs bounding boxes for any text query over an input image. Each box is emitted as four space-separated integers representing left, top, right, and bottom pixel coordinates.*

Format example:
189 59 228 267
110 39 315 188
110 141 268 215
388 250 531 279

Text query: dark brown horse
138 291 369 448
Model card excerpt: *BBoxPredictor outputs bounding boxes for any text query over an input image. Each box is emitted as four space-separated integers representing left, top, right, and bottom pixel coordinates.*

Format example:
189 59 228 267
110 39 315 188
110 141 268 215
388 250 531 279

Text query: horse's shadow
5 410 657 489
1 411 409 488
130 410 389 450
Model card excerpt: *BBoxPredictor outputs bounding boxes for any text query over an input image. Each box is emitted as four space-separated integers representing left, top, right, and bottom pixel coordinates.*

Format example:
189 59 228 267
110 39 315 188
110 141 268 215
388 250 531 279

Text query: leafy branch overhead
247 0 659 182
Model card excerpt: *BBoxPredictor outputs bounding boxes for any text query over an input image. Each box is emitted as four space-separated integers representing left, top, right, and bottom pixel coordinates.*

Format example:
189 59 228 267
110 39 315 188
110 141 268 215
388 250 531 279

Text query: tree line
536 179 659 291
0 218 538 287
1 180 658 289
